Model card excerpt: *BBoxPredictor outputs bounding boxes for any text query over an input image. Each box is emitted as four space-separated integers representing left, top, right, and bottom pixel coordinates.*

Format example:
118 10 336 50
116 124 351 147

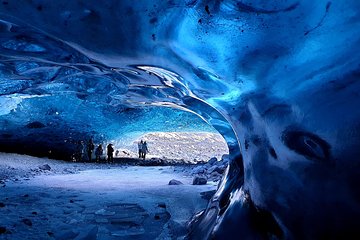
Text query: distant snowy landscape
113 131 229 163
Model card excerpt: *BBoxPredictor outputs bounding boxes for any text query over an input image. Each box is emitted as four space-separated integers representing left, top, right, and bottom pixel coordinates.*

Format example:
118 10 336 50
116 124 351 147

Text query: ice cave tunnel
0 0 360 239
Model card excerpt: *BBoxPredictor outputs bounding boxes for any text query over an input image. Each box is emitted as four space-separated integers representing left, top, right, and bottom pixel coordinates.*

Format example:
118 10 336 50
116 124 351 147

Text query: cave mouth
0 98 232 163
0 8 244 237
0 92 234 240
0 6 243 164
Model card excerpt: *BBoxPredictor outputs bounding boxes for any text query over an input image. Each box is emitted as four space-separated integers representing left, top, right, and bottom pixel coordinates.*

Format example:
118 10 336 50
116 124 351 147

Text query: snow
0 153 217 239
115 131 228 163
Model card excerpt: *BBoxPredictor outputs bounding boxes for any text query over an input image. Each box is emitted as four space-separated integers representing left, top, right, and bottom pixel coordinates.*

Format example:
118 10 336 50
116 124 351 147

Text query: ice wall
0 0 360 239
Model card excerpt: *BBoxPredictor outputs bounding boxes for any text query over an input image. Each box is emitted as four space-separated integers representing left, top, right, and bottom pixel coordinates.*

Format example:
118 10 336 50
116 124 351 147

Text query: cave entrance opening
110 131 229 164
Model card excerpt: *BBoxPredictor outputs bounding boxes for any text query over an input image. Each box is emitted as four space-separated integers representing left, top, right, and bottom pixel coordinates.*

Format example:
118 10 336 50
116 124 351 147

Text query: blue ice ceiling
1 0 360 239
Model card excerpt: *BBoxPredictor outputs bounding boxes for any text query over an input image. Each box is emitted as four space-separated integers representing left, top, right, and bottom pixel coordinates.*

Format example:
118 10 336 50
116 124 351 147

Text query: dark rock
217 167 225 174
210 171 221 177
0 202 5 208
169 179 183 185
39 164 51 171
23 194 29 197
0 227 6 234
207 157 217 165
32 211 37 215
47 232 54 237
208 165 225 174
221 154 230 163
22 218 32 226
191 165 206 175
63 168 75 174
70 199 74 203
193 176 207 185
154 214 161 220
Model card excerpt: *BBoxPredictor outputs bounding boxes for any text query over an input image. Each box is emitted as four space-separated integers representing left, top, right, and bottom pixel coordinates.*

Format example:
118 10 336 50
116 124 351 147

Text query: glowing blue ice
0 0 360 238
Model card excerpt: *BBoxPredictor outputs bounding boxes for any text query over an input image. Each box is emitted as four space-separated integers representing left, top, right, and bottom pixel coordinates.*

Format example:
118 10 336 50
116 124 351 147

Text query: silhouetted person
87 138 94 162
75 140 84 162
107 144 114 163
115 149 119 157
95 144 103 163
141 141 149 159
138 140 144 158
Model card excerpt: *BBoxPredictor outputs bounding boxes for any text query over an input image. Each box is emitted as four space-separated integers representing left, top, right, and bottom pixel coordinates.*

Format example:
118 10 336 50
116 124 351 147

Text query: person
138 140 144 158
75 140 84 162
87 138 94 162
115 149 119 157
95 144 103 163
141 141 149 159
107 143 114 163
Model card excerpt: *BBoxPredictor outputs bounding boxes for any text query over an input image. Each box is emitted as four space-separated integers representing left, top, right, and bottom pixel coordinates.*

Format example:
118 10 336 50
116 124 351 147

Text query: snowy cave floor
0 153 217 240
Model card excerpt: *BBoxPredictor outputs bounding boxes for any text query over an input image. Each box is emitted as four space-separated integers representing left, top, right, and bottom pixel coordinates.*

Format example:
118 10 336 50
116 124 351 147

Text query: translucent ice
0 0 359 238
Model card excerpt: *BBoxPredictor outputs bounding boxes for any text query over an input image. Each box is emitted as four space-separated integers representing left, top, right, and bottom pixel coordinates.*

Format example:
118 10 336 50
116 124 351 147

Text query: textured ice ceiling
0 0 360 239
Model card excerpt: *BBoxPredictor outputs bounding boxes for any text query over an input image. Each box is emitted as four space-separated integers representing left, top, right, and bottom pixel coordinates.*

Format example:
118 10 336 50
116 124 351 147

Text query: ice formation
0 0 359 239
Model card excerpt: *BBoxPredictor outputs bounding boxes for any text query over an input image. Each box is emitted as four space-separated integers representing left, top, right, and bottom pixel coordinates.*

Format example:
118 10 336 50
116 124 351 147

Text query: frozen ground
0 152 112 182
0 153 217 240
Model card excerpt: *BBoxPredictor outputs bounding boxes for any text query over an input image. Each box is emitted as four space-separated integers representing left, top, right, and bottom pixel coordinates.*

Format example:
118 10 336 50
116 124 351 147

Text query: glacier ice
0 0 360 239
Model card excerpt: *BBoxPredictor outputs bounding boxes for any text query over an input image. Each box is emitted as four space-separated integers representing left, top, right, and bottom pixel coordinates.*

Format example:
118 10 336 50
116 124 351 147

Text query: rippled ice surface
1 166 216 239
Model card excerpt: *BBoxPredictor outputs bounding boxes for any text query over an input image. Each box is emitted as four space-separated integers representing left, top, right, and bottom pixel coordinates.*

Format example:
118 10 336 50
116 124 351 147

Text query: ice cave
0 0 360 239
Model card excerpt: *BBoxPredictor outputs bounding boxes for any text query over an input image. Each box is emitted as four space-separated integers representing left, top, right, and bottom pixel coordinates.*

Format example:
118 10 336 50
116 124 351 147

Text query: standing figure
75 140 84 162
87 138 94 162
107 143 114 163
95 144 103 163
141 141 149 160
138 140 144 158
